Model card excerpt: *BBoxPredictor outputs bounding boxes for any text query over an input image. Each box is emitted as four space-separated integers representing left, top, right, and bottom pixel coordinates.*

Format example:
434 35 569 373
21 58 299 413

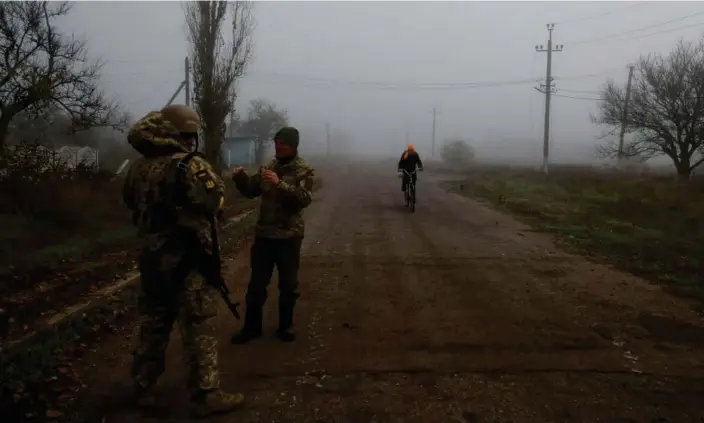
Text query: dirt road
81 163 704 423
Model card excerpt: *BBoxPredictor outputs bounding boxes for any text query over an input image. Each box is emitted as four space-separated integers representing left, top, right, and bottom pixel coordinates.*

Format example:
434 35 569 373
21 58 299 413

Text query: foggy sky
63 1 704 163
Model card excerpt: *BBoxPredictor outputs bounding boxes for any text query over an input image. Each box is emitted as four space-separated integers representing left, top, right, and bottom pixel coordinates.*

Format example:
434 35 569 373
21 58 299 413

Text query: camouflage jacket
233 156 314 239
122 111 226 256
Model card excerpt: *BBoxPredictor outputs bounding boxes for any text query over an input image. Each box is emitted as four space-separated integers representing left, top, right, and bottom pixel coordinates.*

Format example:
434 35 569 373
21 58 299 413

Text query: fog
64 1 704 165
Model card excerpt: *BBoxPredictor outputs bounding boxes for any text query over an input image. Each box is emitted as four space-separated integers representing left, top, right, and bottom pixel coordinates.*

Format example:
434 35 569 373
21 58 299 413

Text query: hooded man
122 104 244 417
230 126 315 344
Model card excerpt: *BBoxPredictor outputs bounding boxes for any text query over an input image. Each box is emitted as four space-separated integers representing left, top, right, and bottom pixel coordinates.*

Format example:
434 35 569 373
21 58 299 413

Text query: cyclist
397 144 424 192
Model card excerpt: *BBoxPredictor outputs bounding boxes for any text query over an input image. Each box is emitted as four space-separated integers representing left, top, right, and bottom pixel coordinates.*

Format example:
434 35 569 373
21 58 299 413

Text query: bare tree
0 1 123 149
593 38 704 181
239 98 289 165
184 0 253 171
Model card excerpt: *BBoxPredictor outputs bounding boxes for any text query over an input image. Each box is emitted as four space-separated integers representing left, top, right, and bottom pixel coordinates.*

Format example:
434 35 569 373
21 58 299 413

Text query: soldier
230 126 315 344
122 105 244 417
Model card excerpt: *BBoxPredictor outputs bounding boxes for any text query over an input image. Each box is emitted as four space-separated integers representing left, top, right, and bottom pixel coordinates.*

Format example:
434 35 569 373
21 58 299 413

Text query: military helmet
160 104 200 134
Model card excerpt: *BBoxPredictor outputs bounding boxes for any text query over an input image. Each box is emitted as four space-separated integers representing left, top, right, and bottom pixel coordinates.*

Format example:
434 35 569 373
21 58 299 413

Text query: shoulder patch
194 168 216 191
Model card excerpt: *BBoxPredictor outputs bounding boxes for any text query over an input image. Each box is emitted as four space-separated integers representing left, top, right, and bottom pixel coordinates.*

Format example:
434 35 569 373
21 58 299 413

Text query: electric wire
564 11 704 45
101 64 626 91
553 2 647 25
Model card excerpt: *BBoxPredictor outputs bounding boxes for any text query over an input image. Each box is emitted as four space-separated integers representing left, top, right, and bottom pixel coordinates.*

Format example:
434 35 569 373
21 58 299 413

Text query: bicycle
400 169 418 213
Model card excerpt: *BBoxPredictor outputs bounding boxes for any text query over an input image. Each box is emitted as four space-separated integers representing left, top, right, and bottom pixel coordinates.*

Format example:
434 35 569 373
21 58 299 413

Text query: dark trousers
401 172 417 191
245 237 302 310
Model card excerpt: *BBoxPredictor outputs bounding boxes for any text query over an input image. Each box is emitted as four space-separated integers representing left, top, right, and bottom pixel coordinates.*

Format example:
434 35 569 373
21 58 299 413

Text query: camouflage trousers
245 236 303 309
131 266 220 396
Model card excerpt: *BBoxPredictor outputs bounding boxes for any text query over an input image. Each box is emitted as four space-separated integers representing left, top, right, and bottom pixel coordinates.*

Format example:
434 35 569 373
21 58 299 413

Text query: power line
625 10 704 34
614 21 704 42
551 93 604 101
101 63 544 88
558 88 602 94
554 67 626 80
102 69 181 77
100 61 628 92
553 2 647 25
247 68 625 88
243 71 542 89
552 92 704 102
564 11 704 45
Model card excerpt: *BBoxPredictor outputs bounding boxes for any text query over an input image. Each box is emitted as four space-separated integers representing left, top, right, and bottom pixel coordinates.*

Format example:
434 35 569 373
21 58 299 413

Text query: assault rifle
204 215 241 320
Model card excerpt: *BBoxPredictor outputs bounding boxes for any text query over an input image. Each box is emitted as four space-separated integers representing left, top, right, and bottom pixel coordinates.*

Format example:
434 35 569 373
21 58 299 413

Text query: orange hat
407 144 415 152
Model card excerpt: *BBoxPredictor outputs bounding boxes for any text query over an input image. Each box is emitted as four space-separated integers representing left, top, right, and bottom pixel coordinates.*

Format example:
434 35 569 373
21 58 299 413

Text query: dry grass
0 172 256 292
447 164 704 302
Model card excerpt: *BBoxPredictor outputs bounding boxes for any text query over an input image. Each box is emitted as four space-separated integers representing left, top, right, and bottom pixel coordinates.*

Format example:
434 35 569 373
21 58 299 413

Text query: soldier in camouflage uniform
230 126 315 344
122 104 244 417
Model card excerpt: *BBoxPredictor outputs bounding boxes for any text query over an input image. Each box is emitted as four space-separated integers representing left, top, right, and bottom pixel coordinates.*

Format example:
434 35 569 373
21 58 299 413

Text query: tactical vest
137 151 208 233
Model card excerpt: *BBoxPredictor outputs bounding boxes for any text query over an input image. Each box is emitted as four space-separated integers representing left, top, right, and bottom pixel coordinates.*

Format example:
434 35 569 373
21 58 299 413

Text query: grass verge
445 165 704 302
0 179 257 342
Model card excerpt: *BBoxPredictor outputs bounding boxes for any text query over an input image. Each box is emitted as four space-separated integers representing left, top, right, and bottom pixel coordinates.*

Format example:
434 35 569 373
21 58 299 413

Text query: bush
440 139 475 171
0 142 261 275
0 142 119 226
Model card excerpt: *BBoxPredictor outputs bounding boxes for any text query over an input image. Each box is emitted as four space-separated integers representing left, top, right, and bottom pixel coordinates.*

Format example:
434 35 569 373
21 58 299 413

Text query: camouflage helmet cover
127 107 196 155
160 104 200 134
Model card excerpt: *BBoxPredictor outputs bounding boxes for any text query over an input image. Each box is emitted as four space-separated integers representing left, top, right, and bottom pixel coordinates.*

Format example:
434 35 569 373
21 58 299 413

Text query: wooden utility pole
167 56 191 107
326 123 331 157
618 64 635 162
431 107 437 158
535 24 563 175
165 81 185 107
184 56 191 107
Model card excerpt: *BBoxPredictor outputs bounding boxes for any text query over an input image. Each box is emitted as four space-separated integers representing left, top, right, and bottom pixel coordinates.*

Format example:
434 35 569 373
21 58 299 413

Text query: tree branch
0 1 121 146
593 37 704 179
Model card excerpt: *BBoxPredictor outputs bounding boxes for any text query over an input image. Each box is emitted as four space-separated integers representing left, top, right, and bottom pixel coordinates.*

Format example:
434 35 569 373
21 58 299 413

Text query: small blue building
222 136 256 167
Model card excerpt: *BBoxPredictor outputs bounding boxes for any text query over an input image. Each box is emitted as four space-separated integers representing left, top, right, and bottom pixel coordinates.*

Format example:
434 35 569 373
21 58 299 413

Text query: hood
127 111 189 157
402 149 417 160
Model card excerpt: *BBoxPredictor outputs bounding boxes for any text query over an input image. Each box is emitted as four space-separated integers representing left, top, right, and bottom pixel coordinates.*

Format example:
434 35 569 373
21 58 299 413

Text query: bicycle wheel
404 183 410 207
409 184 416 213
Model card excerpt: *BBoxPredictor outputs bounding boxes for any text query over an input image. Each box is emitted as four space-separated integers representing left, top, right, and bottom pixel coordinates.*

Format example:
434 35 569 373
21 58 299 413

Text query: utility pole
184 56 191 107
431 107 437 158
325 122 331 157
618 64 635 162
165 81 185 107
535 24 563 175
165 56 191 108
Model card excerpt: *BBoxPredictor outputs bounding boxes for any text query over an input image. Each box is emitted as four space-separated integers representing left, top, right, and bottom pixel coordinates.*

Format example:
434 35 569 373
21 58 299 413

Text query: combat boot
231 305 262 344
276 300 296 342
191 389 245 418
